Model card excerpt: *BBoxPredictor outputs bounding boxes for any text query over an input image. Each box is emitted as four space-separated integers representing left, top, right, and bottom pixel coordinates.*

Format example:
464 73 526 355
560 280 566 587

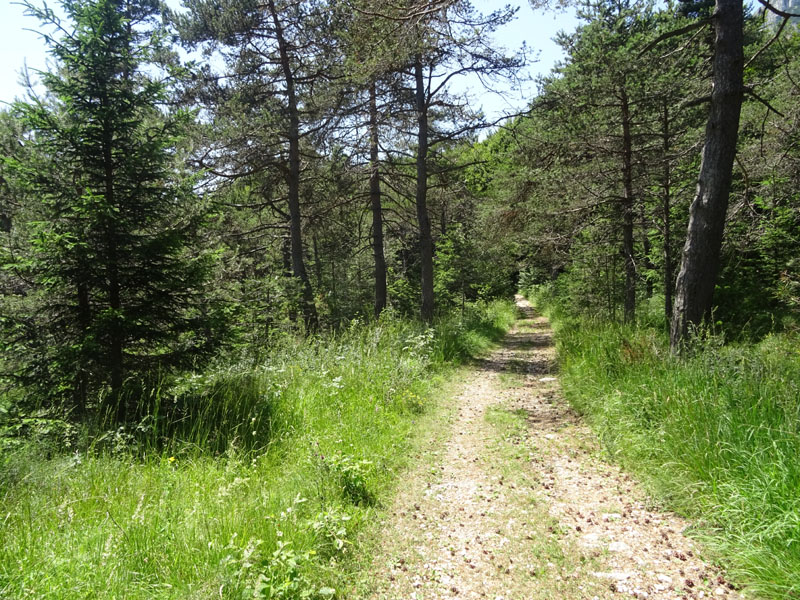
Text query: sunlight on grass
528 287 800 599
0 300 515 599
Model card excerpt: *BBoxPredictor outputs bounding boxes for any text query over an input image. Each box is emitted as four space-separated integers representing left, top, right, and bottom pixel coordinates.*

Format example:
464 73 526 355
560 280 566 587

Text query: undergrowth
527 284 800 599
0 299 515 599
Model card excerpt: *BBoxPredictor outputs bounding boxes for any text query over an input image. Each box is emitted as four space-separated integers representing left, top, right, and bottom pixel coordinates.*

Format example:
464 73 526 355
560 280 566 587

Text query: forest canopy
0 0 797 434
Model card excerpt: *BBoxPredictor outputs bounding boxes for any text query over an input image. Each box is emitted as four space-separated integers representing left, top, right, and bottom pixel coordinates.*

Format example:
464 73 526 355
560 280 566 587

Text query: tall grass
0 300 514 599
529 286 800 599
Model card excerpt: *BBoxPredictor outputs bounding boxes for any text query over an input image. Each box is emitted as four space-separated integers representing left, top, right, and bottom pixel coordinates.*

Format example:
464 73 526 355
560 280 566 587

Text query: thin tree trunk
281 233 298 324
414 56 435 323
640 201 654 299
0 173 9 232
268 0 318 333
662 102 674 326
73 282 90 418
312 233 323 290
330 259 337 317
101 118 125 423
671 0 743 352
369 80 387 317
620 85 636 323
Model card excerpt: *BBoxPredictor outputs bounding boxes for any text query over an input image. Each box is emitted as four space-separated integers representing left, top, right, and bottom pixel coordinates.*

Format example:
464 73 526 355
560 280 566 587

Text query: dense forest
1 0 799 597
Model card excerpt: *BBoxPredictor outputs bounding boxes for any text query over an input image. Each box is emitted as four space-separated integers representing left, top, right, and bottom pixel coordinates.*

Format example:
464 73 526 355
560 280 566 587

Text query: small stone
582 532 601 544
608 540 630 552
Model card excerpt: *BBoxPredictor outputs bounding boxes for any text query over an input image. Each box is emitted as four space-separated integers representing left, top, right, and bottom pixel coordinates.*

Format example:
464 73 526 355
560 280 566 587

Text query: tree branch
744 15 790 70
639 19 711 56
745 86 785 118
756 0 800 18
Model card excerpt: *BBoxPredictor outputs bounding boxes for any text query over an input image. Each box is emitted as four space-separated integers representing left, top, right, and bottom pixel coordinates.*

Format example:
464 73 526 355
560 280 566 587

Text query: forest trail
359 296 741 600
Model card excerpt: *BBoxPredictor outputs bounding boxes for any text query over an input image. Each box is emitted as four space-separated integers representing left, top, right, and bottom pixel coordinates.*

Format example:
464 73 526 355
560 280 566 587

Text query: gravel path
363 296 742 600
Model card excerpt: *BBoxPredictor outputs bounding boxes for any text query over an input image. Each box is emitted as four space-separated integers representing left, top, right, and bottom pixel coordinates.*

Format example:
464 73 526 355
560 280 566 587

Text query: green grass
0 300 515 600
528 287 800 599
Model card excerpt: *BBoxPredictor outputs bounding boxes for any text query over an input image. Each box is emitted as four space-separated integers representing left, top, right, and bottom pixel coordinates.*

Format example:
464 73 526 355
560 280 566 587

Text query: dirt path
361 296 742 600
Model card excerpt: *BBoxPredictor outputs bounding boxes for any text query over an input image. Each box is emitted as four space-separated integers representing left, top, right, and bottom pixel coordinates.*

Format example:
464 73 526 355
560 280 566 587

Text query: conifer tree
376 0 522 321
173 0 349 332
8 0 213 422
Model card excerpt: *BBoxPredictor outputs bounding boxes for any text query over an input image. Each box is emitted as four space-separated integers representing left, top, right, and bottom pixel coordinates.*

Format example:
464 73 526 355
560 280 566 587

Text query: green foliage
430 299 516 363
2 0 221 422
317 452 375 506
535 290 800 599
0 300 514 599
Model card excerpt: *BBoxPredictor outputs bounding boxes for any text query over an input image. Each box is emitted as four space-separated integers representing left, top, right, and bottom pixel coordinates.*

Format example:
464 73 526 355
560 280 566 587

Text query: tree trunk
281 233 298 324
369 81 387 317
312 233 323 290
620 85 636 323
268 0 318 333
414 57 435 323
661 101 674 327
73 282 90 418
671 0 743 352
640 201 654 299
101 118 125 423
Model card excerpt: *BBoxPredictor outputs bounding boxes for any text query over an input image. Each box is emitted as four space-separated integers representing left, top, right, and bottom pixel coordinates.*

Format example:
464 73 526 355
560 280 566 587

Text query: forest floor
353 296 743 600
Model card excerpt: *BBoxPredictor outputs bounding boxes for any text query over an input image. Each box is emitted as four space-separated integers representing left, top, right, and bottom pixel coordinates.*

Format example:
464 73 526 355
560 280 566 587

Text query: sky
0 0 581 118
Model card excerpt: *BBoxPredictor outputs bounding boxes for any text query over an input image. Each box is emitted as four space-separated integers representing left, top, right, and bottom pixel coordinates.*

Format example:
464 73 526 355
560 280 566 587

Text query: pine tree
174 0 348 332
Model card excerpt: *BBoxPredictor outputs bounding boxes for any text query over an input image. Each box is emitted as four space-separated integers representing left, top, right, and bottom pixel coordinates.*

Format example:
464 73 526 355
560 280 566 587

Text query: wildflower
168 456 176 464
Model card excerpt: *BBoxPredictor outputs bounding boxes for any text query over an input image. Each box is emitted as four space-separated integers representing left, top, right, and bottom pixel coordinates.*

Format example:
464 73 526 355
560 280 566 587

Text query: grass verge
0 300 515 600
527 285 800 599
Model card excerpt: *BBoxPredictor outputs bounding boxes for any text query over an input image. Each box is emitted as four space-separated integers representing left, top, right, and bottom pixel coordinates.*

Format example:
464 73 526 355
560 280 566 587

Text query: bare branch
639 19 711 57
745 15 790 70
744 86 785 118
756 0 800 19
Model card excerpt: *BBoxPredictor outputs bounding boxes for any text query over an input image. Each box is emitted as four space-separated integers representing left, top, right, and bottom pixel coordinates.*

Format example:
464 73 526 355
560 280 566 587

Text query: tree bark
101 114 125 423
661 101 674 327
640 201 654 299
73 282 90 418
369 81 387 317
281 233 298 324
312 233 323 290
670 0 743 352
268 0 318 333
620 85 636 323
414 57 435 323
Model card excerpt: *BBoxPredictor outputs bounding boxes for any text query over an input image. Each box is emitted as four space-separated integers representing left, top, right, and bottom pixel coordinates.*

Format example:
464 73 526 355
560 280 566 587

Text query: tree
7 0 213 422
332 4 404 318
174 0 349 332
395 0 522 321
669 0 744 350
514 0 656 321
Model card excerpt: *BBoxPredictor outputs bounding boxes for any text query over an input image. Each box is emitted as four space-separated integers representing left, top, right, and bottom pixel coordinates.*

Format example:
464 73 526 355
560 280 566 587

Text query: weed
318 452 375 506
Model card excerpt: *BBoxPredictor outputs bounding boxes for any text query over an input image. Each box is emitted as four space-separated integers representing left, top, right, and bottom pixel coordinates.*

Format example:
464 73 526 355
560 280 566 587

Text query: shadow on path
474 302 556 376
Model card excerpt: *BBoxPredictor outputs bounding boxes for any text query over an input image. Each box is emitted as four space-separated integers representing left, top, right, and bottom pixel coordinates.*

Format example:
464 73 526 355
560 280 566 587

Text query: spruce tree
8 0 213 422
